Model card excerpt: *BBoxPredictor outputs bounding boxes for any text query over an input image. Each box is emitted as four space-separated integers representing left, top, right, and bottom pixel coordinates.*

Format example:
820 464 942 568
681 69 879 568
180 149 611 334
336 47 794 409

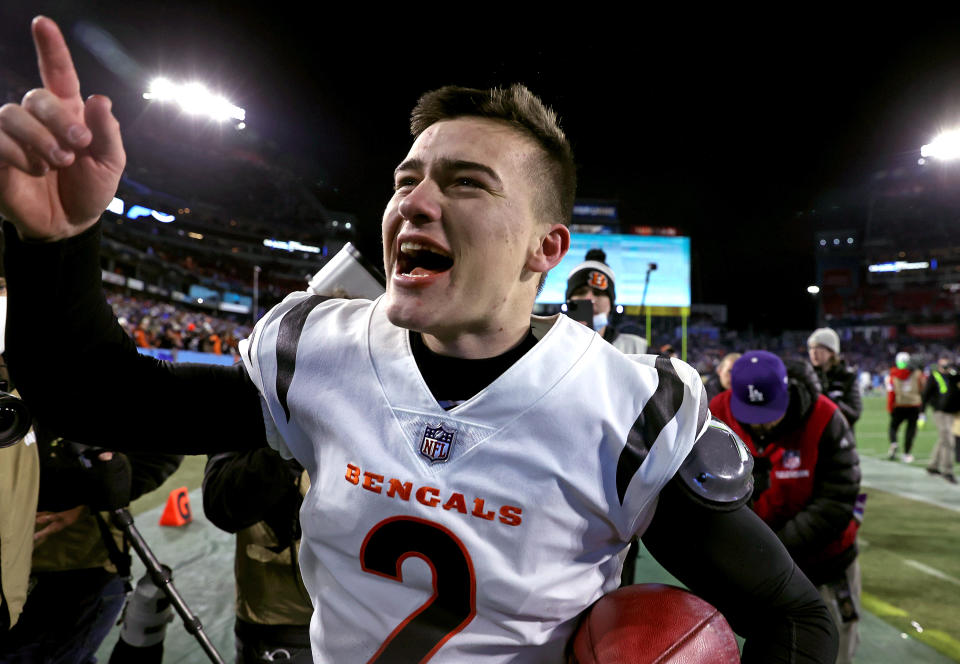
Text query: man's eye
454 177 482 188
393 177 418 191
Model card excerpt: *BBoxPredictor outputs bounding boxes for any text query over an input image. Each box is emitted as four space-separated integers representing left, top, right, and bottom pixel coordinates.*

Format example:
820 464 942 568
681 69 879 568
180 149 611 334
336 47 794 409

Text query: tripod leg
110 508 226 664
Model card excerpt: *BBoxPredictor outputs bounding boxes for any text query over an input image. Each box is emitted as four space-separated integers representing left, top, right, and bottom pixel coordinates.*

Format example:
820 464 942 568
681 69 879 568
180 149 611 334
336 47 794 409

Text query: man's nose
398 180 442 224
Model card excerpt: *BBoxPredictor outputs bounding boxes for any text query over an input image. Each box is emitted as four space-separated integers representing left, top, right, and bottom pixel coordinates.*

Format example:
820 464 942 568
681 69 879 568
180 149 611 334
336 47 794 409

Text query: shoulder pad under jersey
674 417 754 510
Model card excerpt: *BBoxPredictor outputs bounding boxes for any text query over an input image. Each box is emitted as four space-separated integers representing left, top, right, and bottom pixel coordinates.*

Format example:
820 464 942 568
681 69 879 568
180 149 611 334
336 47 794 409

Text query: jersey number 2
360 516 477 663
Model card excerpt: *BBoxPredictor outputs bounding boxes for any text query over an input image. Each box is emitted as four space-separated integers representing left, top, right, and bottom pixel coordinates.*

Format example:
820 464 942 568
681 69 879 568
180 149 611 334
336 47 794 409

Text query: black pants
235 618 312 664
889 407 920 454
0 568 126 664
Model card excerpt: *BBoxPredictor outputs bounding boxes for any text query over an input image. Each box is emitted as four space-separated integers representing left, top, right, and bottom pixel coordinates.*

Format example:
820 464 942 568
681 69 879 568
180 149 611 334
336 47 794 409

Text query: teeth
400 241 450 257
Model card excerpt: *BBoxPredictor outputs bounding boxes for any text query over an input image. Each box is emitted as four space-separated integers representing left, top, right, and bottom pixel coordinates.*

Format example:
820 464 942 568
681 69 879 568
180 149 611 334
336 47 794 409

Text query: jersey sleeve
239 291 330 460
619 355 711 537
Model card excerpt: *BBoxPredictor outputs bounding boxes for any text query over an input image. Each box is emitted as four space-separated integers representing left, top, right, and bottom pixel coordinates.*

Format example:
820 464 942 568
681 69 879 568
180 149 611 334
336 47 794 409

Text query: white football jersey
240 294 708 663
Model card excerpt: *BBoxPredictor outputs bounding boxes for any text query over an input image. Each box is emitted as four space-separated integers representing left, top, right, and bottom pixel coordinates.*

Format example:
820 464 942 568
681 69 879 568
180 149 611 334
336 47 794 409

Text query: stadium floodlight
143 77 245 124
807 285 820 294
145 77 178 101
920 129 960 161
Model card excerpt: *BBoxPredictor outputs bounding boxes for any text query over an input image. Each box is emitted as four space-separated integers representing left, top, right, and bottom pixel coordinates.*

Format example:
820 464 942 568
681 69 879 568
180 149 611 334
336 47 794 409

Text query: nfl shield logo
420 424 455 463
783 450 802 470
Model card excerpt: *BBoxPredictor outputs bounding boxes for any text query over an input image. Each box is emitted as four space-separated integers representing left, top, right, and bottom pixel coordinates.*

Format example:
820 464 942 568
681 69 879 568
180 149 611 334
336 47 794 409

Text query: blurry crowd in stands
644 323 959 396
107 291 252 357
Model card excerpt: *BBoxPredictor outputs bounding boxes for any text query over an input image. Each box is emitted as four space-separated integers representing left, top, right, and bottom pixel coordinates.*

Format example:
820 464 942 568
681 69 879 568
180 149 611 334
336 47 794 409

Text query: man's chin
383 292 434 333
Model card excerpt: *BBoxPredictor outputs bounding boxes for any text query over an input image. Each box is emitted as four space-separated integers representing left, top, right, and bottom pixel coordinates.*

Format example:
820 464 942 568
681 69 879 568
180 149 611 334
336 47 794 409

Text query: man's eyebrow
393 157 503 187
436 158 502 186
394 158 423 177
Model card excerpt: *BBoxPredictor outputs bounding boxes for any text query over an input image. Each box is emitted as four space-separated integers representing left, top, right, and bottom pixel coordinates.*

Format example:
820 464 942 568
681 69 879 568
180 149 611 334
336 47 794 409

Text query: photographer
0 403 38 634
710 351 862 664
0 425 181 662
565 249 648 354
0 270 39 634
203 449 313 664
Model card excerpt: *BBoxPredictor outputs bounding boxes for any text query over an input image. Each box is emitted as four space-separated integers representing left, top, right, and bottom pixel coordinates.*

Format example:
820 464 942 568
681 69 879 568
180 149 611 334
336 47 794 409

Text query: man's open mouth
396 241 454 277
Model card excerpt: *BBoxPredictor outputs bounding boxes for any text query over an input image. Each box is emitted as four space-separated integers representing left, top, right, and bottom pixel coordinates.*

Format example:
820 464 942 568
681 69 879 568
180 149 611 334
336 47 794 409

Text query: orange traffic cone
159 486 193 527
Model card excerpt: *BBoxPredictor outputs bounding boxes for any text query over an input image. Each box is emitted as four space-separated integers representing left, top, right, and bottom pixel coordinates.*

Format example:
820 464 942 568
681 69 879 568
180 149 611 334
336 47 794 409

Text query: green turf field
851 394 960 661
129 454 207 516
855 390 937 463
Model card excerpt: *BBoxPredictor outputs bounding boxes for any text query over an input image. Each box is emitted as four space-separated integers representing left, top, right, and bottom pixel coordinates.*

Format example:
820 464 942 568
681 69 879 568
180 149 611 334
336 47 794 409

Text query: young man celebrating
0 17 836 662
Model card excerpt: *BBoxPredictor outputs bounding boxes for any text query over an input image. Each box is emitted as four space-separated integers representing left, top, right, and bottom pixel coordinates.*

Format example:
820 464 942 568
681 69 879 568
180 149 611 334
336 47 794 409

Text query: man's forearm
642 481 838 663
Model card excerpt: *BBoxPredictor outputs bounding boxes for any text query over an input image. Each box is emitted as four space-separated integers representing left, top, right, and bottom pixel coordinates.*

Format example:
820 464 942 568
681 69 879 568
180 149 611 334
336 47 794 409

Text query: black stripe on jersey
695 381 709 436
617 356 686 504
245 321 258 366
276 295 329 422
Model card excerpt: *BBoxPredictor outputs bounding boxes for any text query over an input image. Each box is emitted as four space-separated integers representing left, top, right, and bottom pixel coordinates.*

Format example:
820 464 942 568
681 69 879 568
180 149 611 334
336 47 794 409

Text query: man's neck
421 318 533 359
411 329 539 409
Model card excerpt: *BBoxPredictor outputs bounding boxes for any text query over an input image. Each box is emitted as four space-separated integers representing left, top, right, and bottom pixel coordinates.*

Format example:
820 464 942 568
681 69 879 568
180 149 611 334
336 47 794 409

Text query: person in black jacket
808 328 862 430
922 353 960 483
203 449 313 664
0 426 182 662
711 351 862 664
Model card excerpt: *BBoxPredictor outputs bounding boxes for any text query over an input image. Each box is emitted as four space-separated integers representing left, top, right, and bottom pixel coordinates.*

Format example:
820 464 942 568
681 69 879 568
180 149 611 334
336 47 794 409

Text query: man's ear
527 223 570 274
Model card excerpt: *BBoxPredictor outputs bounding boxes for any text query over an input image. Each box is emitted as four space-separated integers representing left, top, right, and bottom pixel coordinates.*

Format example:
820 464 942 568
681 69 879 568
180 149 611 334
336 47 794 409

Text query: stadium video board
537 233 691 307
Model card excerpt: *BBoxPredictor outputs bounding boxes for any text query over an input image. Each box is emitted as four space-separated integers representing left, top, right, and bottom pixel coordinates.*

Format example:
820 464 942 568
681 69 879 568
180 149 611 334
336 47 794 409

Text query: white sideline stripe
903 559 960 587
861 480 960 514
860 456 960 514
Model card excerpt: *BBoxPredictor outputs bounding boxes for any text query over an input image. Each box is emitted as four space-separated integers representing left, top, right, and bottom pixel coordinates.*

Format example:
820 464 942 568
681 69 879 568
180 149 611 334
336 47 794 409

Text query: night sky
3 3 960 331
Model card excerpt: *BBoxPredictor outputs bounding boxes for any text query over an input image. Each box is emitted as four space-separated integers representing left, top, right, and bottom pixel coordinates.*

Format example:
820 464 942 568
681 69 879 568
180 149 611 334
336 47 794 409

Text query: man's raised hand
0 16 125 241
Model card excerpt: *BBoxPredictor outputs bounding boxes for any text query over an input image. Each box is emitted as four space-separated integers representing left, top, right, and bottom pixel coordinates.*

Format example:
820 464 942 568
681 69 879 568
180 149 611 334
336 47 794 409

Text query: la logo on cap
748 384 765 403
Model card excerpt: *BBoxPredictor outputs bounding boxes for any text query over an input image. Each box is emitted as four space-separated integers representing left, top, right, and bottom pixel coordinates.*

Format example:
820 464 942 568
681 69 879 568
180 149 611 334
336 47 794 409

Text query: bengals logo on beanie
587 271 608 290
565 249 616 303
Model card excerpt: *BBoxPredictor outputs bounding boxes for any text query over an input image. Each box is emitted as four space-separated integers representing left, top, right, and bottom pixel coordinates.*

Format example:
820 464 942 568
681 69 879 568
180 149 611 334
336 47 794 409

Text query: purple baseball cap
730 351 790 424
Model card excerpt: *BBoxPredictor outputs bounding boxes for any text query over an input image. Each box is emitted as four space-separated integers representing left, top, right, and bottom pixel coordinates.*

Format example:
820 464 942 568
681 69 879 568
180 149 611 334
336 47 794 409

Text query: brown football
572 584 740 663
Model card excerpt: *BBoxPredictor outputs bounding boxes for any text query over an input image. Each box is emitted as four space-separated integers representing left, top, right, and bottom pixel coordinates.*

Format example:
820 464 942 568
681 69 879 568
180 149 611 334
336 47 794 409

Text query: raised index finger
31 16 80 101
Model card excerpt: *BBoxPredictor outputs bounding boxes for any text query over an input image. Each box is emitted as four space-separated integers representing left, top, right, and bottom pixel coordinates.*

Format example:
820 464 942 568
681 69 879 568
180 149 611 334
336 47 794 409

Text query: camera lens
0 404 18 432
0 393 31 448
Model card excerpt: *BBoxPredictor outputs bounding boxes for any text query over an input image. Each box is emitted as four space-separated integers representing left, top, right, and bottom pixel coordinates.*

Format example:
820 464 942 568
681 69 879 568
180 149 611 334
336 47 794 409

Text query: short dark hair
410 84 576 227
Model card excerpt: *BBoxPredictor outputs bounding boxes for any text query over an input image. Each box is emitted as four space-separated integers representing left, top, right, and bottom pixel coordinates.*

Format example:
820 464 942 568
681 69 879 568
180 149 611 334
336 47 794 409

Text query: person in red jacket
710 350 862 664
886 351 924 463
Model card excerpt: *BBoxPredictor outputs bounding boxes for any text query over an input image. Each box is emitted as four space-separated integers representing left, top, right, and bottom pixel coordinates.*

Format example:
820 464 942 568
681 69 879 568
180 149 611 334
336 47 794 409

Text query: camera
564 299 594 326
0 389 32 448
